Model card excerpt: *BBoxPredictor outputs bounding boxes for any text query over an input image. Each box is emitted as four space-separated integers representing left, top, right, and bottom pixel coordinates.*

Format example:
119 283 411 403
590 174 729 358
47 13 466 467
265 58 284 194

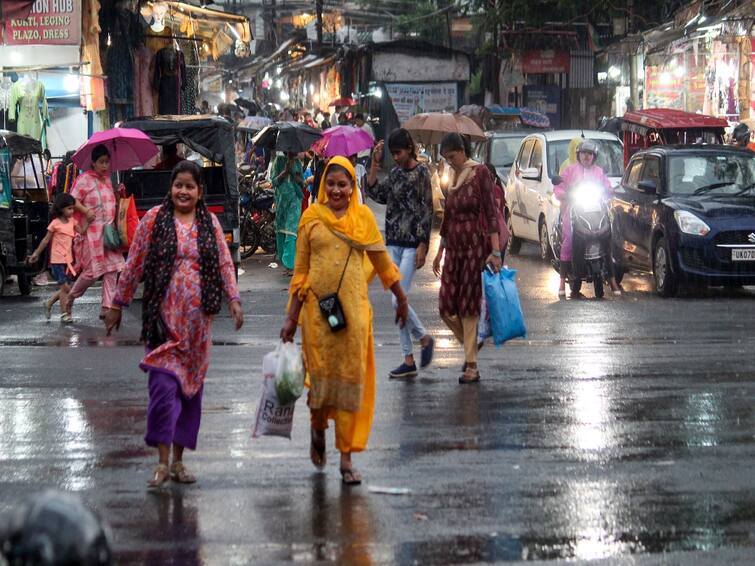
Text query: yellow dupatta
291 156 387 300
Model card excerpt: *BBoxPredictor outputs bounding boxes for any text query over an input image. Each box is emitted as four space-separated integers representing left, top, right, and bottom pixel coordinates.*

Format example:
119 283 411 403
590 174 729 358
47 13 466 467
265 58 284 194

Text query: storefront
0 0 92 157
103 0 251 125
641 4 753 120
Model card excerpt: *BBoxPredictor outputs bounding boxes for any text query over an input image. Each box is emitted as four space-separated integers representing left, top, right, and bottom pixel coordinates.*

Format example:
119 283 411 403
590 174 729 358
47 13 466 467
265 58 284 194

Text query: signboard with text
522 50 570 74
385 83 458 124
3 0 81 46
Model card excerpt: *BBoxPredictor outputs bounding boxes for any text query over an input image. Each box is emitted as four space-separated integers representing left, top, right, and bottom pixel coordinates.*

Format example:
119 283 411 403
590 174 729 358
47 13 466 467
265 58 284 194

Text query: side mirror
637 179 657 194
551 175 563 186
521 166 541 181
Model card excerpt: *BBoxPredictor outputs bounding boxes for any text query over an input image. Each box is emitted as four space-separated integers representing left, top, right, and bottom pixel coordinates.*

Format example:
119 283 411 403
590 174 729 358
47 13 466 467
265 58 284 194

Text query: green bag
103 222 121 250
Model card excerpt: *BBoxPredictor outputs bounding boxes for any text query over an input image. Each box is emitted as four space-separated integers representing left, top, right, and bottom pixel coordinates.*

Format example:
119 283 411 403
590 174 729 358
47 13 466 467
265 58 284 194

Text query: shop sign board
523 85 561 128
385 83 458 124
3 0 81 46
522 50 570 74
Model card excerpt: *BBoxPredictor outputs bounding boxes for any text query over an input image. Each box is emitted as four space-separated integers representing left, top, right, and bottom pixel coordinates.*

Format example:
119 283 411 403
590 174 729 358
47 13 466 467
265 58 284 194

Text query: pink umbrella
72 128 159 171
313 125 374 158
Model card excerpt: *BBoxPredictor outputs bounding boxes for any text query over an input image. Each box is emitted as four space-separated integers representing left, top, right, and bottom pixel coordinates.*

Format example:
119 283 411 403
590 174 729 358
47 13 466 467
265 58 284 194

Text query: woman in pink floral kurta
69 145 125 319
107 161 243 487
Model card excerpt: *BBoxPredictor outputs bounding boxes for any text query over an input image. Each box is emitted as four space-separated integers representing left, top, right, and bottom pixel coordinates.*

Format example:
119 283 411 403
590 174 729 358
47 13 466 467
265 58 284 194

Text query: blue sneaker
420 336 435 368
389 363 418 379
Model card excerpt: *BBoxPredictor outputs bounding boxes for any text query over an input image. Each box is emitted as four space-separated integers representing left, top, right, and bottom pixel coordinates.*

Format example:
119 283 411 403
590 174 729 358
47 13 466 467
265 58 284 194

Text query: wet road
1 223 755 564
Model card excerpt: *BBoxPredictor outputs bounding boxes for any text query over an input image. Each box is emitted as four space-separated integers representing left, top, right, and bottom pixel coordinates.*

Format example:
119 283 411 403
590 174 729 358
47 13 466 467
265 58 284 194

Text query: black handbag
148 317 168 349
314 248 352 332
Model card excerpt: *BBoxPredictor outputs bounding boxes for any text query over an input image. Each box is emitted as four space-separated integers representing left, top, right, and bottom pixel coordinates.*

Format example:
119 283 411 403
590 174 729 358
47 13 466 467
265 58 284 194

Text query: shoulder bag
93 183 122 251
312 247 353 332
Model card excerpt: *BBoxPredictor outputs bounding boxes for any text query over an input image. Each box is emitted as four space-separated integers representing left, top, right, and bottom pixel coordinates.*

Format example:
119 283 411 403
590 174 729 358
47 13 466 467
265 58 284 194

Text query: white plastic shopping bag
274 341 305 405
252 347 297 439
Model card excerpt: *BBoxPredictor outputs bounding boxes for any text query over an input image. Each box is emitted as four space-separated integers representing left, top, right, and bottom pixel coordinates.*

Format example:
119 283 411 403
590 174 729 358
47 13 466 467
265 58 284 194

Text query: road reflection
0 394 95 490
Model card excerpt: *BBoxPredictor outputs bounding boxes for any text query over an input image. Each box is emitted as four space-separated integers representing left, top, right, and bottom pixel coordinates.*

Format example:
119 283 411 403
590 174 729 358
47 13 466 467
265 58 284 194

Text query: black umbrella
234 97 260 115
252 121 322 153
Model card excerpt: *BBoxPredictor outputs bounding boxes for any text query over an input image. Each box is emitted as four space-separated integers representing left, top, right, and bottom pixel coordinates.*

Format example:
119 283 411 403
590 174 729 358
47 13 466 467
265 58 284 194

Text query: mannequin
153 42 186 115
9 72 48 143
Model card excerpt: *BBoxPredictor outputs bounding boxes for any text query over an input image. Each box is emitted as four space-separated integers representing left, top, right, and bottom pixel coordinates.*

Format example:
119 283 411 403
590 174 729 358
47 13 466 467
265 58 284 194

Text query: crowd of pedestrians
32 115 510 487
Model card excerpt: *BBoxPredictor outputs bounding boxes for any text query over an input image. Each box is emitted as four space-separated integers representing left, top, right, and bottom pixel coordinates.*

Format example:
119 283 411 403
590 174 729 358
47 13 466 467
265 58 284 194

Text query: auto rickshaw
0 131 49 296
621 108 727 166
118 115 241 270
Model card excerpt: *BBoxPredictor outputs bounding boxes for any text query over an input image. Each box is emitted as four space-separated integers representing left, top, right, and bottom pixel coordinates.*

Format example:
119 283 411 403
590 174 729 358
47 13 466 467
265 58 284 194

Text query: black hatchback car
612 146 755 296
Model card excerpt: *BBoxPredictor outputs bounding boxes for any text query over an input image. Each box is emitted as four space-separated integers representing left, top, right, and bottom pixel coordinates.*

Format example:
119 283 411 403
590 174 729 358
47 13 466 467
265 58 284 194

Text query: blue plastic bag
477 273 492 343
483 267 526 346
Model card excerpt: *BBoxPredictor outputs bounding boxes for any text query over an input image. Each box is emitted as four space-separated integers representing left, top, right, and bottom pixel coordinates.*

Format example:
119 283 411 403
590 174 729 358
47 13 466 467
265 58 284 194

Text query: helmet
577 139 599 156
732 123 750 145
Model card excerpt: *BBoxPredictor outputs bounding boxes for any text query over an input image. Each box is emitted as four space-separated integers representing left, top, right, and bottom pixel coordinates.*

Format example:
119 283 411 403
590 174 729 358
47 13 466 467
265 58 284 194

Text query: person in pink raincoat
554 139 621 297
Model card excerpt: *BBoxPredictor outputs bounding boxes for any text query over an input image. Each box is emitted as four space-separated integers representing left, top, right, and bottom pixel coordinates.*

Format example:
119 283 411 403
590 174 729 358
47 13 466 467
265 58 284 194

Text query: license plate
732 248 755 261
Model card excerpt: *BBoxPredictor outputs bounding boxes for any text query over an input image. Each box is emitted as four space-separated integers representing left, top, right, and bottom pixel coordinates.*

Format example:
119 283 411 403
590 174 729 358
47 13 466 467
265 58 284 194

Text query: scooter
550 178 612 299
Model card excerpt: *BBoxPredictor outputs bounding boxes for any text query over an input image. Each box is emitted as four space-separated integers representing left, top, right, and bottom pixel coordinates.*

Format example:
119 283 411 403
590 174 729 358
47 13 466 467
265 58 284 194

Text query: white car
504 130 624 260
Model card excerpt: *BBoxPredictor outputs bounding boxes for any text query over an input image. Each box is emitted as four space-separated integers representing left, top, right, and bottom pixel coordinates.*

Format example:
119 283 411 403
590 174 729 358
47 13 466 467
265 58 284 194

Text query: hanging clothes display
9 77 49 142
134 46 156 117
153 46 186 115
81 0 106 111
0 76 14 131
0 147 11 209
102 1 141 125
178 39 199 115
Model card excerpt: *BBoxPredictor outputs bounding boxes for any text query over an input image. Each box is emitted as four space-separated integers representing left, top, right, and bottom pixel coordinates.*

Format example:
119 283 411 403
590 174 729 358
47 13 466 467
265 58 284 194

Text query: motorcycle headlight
674 210 710 236
571 182 603 208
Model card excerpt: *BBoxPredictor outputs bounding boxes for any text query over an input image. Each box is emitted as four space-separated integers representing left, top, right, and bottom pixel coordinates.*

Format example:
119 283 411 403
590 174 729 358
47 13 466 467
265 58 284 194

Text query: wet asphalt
1 212 755 564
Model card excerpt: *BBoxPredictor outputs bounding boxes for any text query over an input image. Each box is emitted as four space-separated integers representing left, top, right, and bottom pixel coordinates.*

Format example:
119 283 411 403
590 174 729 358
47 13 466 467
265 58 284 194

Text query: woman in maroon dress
432 134 503 384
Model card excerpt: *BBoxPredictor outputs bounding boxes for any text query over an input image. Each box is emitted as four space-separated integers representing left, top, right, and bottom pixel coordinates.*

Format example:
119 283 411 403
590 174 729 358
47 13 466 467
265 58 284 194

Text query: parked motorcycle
550 177 612 298
239 168 276 259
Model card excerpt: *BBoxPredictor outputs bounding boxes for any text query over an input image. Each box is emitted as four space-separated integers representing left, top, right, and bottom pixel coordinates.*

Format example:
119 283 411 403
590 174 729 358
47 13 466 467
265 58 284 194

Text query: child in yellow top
29 193 89 323
280 156 409 485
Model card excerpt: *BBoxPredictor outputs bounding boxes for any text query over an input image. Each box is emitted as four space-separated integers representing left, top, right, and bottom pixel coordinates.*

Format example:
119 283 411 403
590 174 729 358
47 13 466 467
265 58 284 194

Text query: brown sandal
458 369 481 384
340 467 362 485
147 463 170 488
310 427 326 470
170 461 196 484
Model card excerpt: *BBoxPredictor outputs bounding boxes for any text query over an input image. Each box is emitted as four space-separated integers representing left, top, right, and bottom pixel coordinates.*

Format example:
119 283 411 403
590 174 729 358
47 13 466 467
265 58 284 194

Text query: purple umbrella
314 125 374 158
72 128 159 171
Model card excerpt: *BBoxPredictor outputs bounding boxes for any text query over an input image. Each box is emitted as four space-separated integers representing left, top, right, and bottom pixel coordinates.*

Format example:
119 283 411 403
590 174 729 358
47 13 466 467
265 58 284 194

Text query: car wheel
538 219 551 261
653 237 678 297
17 272 32 296
507 212 522 255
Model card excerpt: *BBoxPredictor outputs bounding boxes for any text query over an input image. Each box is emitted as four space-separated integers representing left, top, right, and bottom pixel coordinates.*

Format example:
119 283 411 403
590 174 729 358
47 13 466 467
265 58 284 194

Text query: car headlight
674 210 710 236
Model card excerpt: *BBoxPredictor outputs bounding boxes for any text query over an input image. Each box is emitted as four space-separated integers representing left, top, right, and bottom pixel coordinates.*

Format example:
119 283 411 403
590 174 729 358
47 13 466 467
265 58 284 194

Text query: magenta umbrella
313 125 374 158
72 128 159 171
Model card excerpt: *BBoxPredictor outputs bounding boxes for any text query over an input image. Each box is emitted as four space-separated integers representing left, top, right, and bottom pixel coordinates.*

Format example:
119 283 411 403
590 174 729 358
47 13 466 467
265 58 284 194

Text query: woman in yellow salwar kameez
280 156 409 485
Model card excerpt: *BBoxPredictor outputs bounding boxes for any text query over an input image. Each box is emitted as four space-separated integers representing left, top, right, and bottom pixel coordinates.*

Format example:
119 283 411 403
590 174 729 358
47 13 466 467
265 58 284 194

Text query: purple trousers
145 369 203 450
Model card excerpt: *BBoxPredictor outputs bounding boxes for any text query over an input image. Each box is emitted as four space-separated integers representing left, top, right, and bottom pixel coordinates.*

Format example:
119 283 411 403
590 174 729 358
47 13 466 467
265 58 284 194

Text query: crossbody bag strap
311 246 352 300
